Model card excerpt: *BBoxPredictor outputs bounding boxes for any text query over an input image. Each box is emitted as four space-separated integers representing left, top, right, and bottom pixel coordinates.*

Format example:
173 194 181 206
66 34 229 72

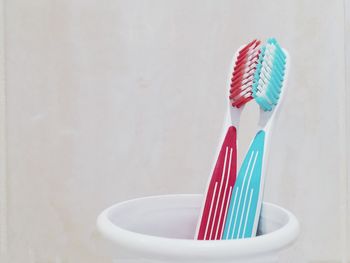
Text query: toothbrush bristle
229 39 261 108
252 38 287 111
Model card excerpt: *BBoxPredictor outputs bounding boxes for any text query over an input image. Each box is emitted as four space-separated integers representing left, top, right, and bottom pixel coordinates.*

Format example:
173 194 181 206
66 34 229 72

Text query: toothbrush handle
197 126 237 240
223 130 265 239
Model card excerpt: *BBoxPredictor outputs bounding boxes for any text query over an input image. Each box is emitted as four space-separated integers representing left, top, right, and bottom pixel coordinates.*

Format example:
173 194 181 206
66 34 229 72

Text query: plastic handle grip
223 130 265 239
197 126 237 240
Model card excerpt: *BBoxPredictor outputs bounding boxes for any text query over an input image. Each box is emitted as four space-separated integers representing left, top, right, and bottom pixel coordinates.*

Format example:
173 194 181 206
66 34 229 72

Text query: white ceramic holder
97 194 299 263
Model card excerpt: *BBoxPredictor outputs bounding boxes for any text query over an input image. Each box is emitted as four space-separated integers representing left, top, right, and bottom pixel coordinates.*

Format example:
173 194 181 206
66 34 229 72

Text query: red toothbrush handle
197 126 237 240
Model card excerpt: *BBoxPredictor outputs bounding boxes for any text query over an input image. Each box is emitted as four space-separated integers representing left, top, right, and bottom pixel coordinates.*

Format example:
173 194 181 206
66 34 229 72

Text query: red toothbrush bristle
230 39 261 108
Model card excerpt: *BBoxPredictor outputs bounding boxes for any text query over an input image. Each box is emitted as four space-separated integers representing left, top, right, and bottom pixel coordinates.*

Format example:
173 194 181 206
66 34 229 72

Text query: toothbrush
196 40 261 240
223 38 288 239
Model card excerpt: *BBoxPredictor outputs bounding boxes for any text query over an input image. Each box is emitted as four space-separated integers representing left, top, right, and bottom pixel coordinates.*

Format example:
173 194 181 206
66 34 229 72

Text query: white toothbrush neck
256 94 283 177
257 111 274 137
228 104 243 129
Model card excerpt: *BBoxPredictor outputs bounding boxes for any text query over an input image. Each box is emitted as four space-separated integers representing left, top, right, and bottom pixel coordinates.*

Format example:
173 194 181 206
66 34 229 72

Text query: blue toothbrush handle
223 130 265 239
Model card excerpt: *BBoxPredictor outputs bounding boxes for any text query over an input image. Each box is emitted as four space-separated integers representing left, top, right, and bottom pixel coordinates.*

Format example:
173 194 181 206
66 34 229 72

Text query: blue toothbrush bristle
252 38 286 111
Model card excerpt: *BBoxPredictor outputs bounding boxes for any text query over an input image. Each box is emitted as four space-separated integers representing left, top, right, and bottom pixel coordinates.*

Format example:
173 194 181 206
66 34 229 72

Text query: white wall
345 0 350 261
1 0 349 262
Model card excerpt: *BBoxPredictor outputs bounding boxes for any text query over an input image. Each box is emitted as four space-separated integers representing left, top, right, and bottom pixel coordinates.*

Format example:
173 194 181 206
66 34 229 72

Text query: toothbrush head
252 38 287 111
229 39 261 108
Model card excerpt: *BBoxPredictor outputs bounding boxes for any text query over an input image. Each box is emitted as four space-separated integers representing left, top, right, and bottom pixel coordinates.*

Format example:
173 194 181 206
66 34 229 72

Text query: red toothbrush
196 40 261 240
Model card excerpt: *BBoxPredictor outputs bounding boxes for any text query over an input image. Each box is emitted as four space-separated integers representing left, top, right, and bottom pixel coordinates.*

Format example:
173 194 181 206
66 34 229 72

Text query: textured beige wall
2 0 349 262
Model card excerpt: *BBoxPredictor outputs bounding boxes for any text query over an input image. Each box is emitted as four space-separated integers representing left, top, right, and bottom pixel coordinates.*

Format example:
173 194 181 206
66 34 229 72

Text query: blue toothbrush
222 38 289 239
